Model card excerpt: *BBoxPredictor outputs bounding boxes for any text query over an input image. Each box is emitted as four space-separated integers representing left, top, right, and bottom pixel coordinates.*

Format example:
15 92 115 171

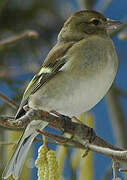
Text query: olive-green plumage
3 10 121 180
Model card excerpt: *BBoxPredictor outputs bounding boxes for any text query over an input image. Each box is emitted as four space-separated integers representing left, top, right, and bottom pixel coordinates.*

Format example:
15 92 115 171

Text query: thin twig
0 30 38 48
37 130 85 149
0 115 23 130
0 91 18 110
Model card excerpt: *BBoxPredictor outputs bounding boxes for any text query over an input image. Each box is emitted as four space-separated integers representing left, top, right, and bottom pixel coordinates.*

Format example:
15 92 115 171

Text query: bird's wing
15 42 75 119
24 56 67 98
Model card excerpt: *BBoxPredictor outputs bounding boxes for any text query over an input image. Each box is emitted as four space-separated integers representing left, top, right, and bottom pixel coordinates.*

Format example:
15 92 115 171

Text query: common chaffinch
3 10 121 179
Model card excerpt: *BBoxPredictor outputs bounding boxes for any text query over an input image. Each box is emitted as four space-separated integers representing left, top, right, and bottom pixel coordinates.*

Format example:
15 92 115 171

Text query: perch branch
0 109 127 163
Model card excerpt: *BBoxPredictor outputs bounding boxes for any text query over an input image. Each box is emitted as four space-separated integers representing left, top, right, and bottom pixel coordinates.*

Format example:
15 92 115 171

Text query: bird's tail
2 120 48 180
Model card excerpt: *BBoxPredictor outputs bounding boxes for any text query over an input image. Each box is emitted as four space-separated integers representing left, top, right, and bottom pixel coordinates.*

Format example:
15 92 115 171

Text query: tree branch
0 91 18 110
0 30 38 49
0 109 127 163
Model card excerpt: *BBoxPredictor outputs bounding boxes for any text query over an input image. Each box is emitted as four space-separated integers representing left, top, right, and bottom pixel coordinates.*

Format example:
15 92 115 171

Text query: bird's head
58 10 121 42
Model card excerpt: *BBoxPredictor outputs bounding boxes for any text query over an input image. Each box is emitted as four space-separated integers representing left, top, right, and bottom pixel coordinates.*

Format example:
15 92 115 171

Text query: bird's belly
29 61 117 117
59 69 115 116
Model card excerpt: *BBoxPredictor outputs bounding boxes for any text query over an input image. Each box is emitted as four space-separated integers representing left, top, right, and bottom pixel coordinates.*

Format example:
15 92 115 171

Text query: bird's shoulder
24 41 75 96
15 41 75 119
42 41 75 67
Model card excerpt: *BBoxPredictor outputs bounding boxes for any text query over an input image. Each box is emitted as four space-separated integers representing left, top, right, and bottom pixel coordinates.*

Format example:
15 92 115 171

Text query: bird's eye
90 18 101 25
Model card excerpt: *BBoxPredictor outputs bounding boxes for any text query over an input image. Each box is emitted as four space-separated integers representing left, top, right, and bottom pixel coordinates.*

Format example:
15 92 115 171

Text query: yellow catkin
35 145 48 168
35 145 49 180
36 145 58 180
47 150 59 180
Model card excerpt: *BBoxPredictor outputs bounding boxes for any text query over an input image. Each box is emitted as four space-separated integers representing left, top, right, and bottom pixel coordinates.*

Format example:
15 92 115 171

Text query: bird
2 10 121 179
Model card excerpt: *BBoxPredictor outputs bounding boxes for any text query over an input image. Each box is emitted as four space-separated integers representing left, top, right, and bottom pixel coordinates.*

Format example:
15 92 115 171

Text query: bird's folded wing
15 41 75 119
15 57 68 119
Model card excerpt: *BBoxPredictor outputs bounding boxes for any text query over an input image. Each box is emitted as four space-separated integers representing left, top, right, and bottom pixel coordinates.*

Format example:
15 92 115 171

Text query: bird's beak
105 18 122 30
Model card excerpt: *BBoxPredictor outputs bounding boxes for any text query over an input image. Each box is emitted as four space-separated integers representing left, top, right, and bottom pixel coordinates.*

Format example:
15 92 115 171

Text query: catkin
35 145 59 180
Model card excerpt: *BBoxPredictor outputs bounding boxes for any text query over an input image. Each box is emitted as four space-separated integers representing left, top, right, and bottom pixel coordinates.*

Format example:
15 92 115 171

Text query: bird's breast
29 38 118 117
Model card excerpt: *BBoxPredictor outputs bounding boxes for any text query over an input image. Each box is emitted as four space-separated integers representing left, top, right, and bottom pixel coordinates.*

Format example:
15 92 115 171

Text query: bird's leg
72 116 96 144
63 116 91 156
50 110 72 134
